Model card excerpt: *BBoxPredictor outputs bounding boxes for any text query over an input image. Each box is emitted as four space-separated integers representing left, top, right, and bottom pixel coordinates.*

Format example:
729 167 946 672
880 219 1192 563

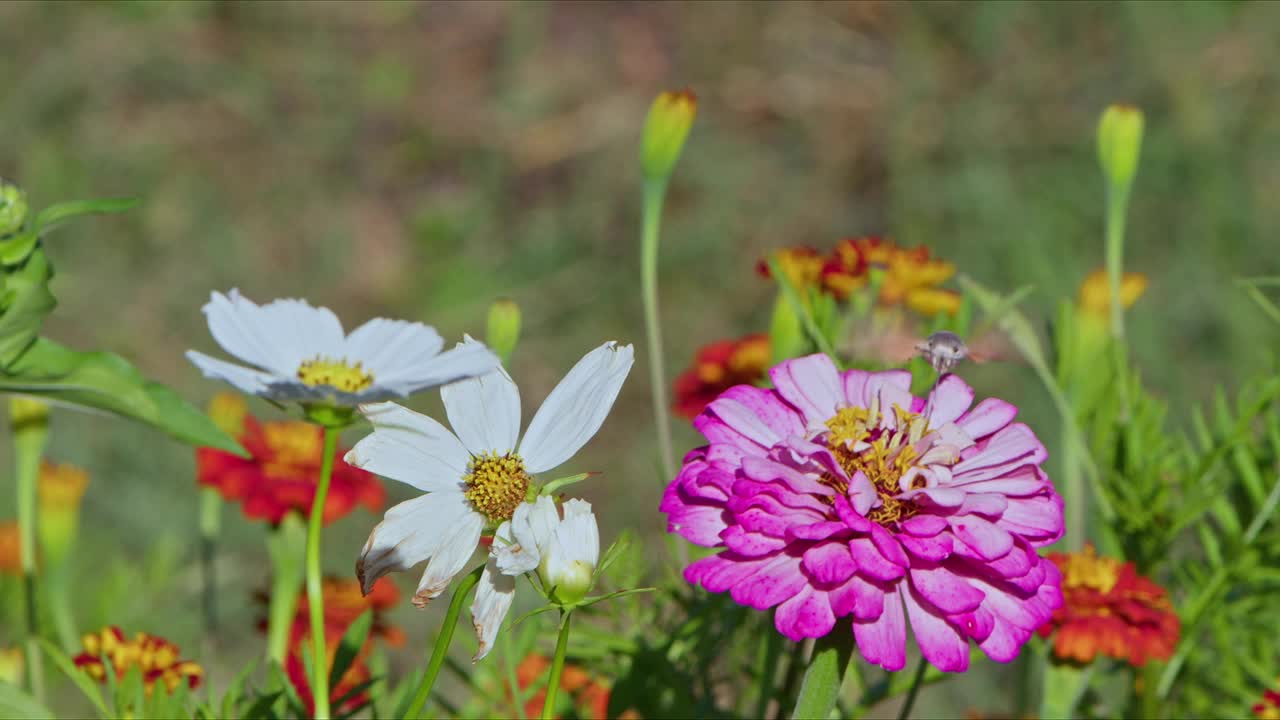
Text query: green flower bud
486 298 522 366
0 181 28 237
641 89 697 181
1097 104 1144 192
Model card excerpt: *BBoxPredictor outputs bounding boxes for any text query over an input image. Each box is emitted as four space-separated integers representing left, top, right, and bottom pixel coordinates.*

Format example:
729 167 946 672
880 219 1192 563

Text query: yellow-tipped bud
8 396 49 430
38 460 89 567
641 89 697 181
0 646 23 686
1097 104 1144 192
486 298 522 366
0 180 27 237
1078 269 1147 318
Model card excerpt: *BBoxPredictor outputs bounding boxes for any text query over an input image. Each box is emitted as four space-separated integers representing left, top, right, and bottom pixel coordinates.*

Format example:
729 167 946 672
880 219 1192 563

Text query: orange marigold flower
0 521 18 575
513 652 615 719
1037 545 1179 667
197 413 384 525
278 576 402 715
1254 689 1280 719
1078 269 1147 318
38 460 89 512
73 627 202 695
757 247 825 293
672 333 770 419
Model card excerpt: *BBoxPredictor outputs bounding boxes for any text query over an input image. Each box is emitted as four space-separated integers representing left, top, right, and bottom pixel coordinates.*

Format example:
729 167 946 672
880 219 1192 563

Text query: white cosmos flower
186 289 500 405
469 496 601 659
345 340 633 656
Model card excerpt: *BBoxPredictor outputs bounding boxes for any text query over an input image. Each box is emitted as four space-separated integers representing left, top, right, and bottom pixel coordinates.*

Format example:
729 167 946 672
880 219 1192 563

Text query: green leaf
328 610 374 692
0 681 54 720
0 249 55 367
33 197 139 234
0 231 40 267
1040 662 1092 720
222 658 259 720
0 336 246 455
41 639 111 718
242 690 284 720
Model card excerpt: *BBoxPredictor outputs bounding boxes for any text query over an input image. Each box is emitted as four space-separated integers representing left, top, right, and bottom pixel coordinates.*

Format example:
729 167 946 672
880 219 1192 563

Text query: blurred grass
2 0 1279 715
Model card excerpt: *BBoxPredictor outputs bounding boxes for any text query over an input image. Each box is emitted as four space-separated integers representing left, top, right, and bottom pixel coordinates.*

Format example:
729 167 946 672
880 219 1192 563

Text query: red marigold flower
279 576 403 715
673 334 771 419
0 521 18 575
1254 688 1280 719
73 627 202 695
513 652 616 719
1037 545 1179 666
197 397 384 525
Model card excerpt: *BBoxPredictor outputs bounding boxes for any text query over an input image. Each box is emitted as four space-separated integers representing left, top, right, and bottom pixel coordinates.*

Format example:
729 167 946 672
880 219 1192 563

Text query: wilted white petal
494 506 541 576
186 350 277 396
357 492 472 594
442 343 521 455
520 342 634 474
413 511 485 606
346 402 469 492
469 557 516 662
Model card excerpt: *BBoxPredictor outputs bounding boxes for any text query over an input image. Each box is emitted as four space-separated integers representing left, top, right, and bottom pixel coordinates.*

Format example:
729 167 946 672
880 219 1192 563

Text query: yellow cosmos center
464 452 531 523
296 356 374 393
1058 544 1122 593
823 403 930 527
261 422 322 477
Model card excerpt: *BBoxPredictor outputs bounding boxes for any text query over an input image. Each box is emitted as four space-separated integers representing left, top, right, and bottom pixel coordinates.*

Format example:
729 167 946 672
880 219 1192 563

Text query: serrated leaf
33 197 139 233
0 681 54 720
0 336 245 455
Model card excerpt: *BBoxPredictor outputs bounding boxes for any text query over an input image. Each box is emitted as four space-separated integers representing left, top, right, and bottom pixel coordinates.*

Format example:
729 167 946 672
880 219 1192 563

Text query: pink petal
908 564 985 614
848 537 906 582
661 491 728 546
741 456 835 499
907 486 966 508
997 495 1065 543
897 532 953 562
949 605 995 642
719 384 806 440
952 424 1046 478
949 464 1047 496
769 354 843 427
953 492 1009 518
949 515 1014 560
833 495 875 533
976 616 1031 663
803 541 856 585
903 584 970 672
728 553 808 610
956 398 1017 440
924 374 975 426
854 585 907 671
698 397 783 452
830 574 885 621
869 524 910 567
902 514 948 537
722 525 790 556
774 585 837 641
789 521 850 542
684 552 763 592
841 369 871 407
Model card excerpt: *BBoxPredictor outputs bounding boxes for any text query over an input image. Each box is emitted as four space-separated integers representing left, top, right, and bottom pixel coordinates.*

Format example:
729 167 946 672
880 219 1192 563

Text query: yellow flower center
822 403 930 527
464 452 531 523
1058 544 1121 593
296 356 374 393
261 421 323 477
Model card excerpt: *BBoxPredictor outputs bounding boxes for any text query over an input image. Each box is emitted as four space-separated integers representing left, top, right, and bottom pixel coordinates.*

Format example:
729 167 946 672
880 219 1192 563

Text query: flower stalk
10 397 48 701
199 486 222 637
641 177 676 480
265 511 306 665
541 609 574 720
406 564 484 719
895 657 928 720
305 425 341 719
789 629 853 720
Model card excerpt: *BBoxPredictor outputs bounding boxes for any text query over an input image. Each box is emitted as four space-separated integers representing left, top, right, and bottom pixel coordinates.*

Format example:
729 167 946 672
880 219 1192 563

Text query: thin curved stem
305 426 340 719
895 657 928 720
406 564 485 718
542 609 574 720
641 178 676 480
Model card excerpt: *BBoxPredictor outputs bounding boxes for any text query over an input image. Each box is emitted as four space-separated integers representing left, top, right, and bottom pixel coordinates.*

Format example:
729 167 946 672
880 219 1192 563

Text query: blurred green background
2 1 1279 716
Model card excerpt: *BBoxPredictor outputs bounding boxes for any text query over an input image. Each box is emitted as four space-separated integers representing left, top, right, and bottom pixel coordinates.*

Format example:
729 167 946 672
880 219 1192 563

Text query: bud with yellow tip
486 298 522 366
38 460 89 566
641 90 697 182
1078 269 1147 318
0 646 23 686
1097 104 1144 193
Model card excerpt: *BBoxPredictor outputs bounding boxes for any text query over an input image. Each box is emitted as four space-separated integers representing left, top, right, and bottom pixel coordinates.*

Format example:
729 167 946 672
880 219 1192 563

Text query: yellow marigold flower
0 646 23 686
0 521 19 575
906 287 962 317
1078 269 1147 318
38 460 89 513
74 627 203 695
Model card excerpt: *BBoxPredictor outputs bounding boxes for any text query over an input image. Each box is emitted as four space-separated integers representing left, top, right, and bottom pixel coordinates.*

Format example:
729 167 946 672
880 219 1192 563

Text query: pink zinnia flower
660 354 1064 672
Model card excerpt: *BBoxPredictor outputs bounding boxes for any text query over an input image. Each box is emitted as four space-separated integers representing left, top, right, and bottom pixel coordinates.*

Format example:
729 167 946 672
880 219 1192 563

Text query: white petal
346 402 470 492
344 317 444 379
525 495 560 555
441 342 521 455
257 295 346 367
413 511 484 606
356 492 472 593
520 342 634 474
559 499 600 567
494 507 540 576
375 334 501 396
469 557 516 662
186 350 277 396
200 289 295 375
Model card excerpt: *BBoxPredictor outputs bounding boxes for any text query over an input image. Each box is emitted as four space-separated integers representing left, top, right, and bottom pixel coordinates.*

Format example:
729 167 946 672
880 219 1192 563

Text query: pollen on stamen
296 356 375 393
820 405 926 526
464 452 531 523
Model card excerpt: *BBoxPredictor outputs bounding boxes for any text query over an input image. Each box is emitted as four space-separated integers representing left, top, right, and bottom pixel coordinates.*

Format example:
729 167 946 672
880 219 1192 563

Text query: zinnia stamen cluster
673 333 770 419
1036 545 1179 666
73 627 202 695
661 354 1063 672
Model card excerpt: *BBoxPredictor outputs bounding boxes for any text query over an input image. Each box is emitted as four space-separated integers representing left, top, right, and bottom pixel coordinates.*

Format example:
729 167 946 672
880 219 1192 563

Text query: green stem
305 426 340 719
790 630 853 720
266 512 306 665
199 486 222 638
11 400 48 702
1061 418 1085 550
542 609 574 720
895 658 927 720
641 178 676 480
1105 185 1131 421
406 564 484 718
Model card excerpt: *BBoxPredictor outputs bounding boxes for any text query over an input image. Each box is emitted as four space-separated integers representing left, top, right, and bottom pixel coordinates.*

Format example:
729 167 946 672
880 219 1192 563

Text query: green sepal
0 248 55 367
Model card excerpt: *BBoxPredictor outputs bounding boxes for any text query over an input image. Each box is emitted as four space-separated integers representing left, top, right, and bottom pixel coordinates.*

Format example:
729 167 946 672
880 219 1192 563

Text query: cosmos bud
1097 105 1144 192
641 90 697 181
486 298 522 366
